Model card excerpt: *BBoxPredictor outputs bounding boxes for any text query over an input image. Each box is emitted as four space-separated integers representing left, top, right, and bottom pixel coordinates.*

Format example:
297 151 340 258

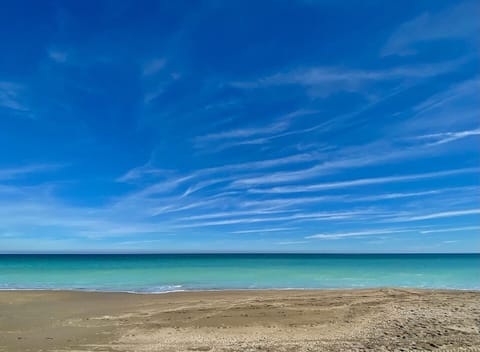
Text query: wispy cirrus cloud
193 109 319 151
117 150 328 196
174 210 374 228
48 49 69 63
142 58 167 77
0 81 32 117
116 165 174 183
390 209 480 222
395 78 480 140
196 120 289 143
306 228 412 240
231 153 382 187
420 226 480 234
238 195 346 210
231 59 466 96
184 208 296 221
0 164 62 181
353 190 444 202
382 1 480 56
0 199 170 241
232 227 298 234
229 131 479 188
275 240 309 245
238 189 460 210
413 128 480 146
247 167 479 194
413 79 480 116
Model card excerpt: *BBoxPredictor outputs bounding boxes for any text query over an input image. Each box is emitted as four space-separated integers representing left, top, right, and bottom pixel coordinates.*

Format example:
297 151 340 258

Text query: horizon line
1 251 479 255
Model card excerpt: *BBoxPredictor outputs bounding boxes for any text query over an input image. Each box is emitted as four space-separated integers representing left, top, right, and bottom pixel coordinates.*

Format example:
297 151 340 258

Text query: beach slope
0 289 479 351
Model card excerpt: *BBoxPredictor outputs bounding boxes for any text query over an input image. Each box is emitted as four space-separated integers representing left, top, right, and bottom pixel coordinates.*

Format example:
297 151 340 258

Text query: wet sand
0 288 479 351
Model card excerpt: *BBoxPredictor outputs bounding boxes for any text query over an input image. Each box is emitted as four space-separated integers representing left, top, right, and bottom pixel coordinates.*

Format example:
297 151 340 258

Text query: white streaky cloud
264 83 420 142
214 69 468 155
208 113 359 153
48 49 68 63
117 151 326 184
354 190 444 201
231 154 382 186
306 229 413 240
0 183 60 201
208 136 280 153
229 136 473 188
203 111 327 151
239 195 347 210
194 109 319 147
0 164 61 181
421 226 480 234
142 58 167 76
413 79 480 116
143 86 166 104
401 190 480 212
394 209 480 222
112 175 197 212
249 168 480 193
149 199 223 216
114 239 169 247
149 192 242 216
116 148 177 184
208 132 331 154
240 187 473 210
415 128 480 146
231 59 465 93
277 79 428 140
276 241 309 245
116 165 174 183
382 1 479 56
115 150 332 211
0 185 21 195
174 210 373 228
126 190 239 219
215 77 443 154
228 151 325 171
398 78 480 136
0 81 31 114
180 177 232 198
248 167 479 194
0 201 152 238
76 225 168 238
196 120 289 143
231 227 298 234
184 209 297 221
134 175 195 197
0 191 181 241
229 118 448 197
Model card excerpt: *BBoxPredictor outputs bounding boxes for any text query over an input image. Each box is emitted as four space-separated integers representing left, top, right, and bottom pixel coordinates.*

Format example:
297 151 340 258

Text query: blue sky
1 0 479 253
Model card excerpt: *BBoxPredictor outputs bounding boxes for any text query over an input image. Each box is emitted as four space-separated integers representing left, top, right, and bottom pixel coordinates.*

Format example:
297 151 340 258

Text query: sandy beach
0 289 479 352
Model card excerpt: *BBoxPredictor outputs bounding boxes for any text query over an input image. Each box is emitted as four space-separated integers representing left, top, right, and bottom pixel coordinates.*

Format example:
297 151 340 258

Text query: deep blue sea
0 254 478 292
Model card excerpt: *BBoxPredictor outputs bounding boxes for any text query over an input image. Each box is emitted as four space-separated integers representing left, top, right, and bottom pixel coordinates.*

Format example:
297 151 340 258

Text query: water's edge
1 287 479 295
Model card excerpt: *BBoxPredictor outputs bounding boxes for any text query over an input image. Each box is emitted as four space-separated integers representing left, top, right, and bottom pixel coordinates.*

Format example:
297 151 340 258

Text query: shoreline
0 286 480 294
1 288 479 351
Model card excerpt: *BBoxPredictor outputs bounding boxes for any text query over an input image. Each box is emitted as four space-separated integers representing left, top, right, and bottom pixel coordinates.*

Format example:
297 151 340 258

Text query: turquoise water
0 254 479 292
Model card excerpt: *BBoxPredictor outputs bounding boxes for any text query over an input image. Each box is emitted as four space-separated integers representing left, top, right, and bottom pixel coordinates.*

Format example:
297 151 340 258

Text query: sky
0 0 479 253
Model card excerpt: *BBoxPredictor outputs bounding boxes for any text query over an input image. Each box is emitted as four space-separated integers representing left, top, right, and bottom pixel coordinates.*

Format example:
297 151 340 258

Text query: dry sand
0 289 479 351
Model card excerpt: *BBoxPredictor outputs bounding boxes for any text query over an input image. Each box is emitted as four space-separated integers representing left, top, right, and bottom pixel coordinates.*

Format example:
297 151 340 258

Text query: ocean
0 254 478 292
